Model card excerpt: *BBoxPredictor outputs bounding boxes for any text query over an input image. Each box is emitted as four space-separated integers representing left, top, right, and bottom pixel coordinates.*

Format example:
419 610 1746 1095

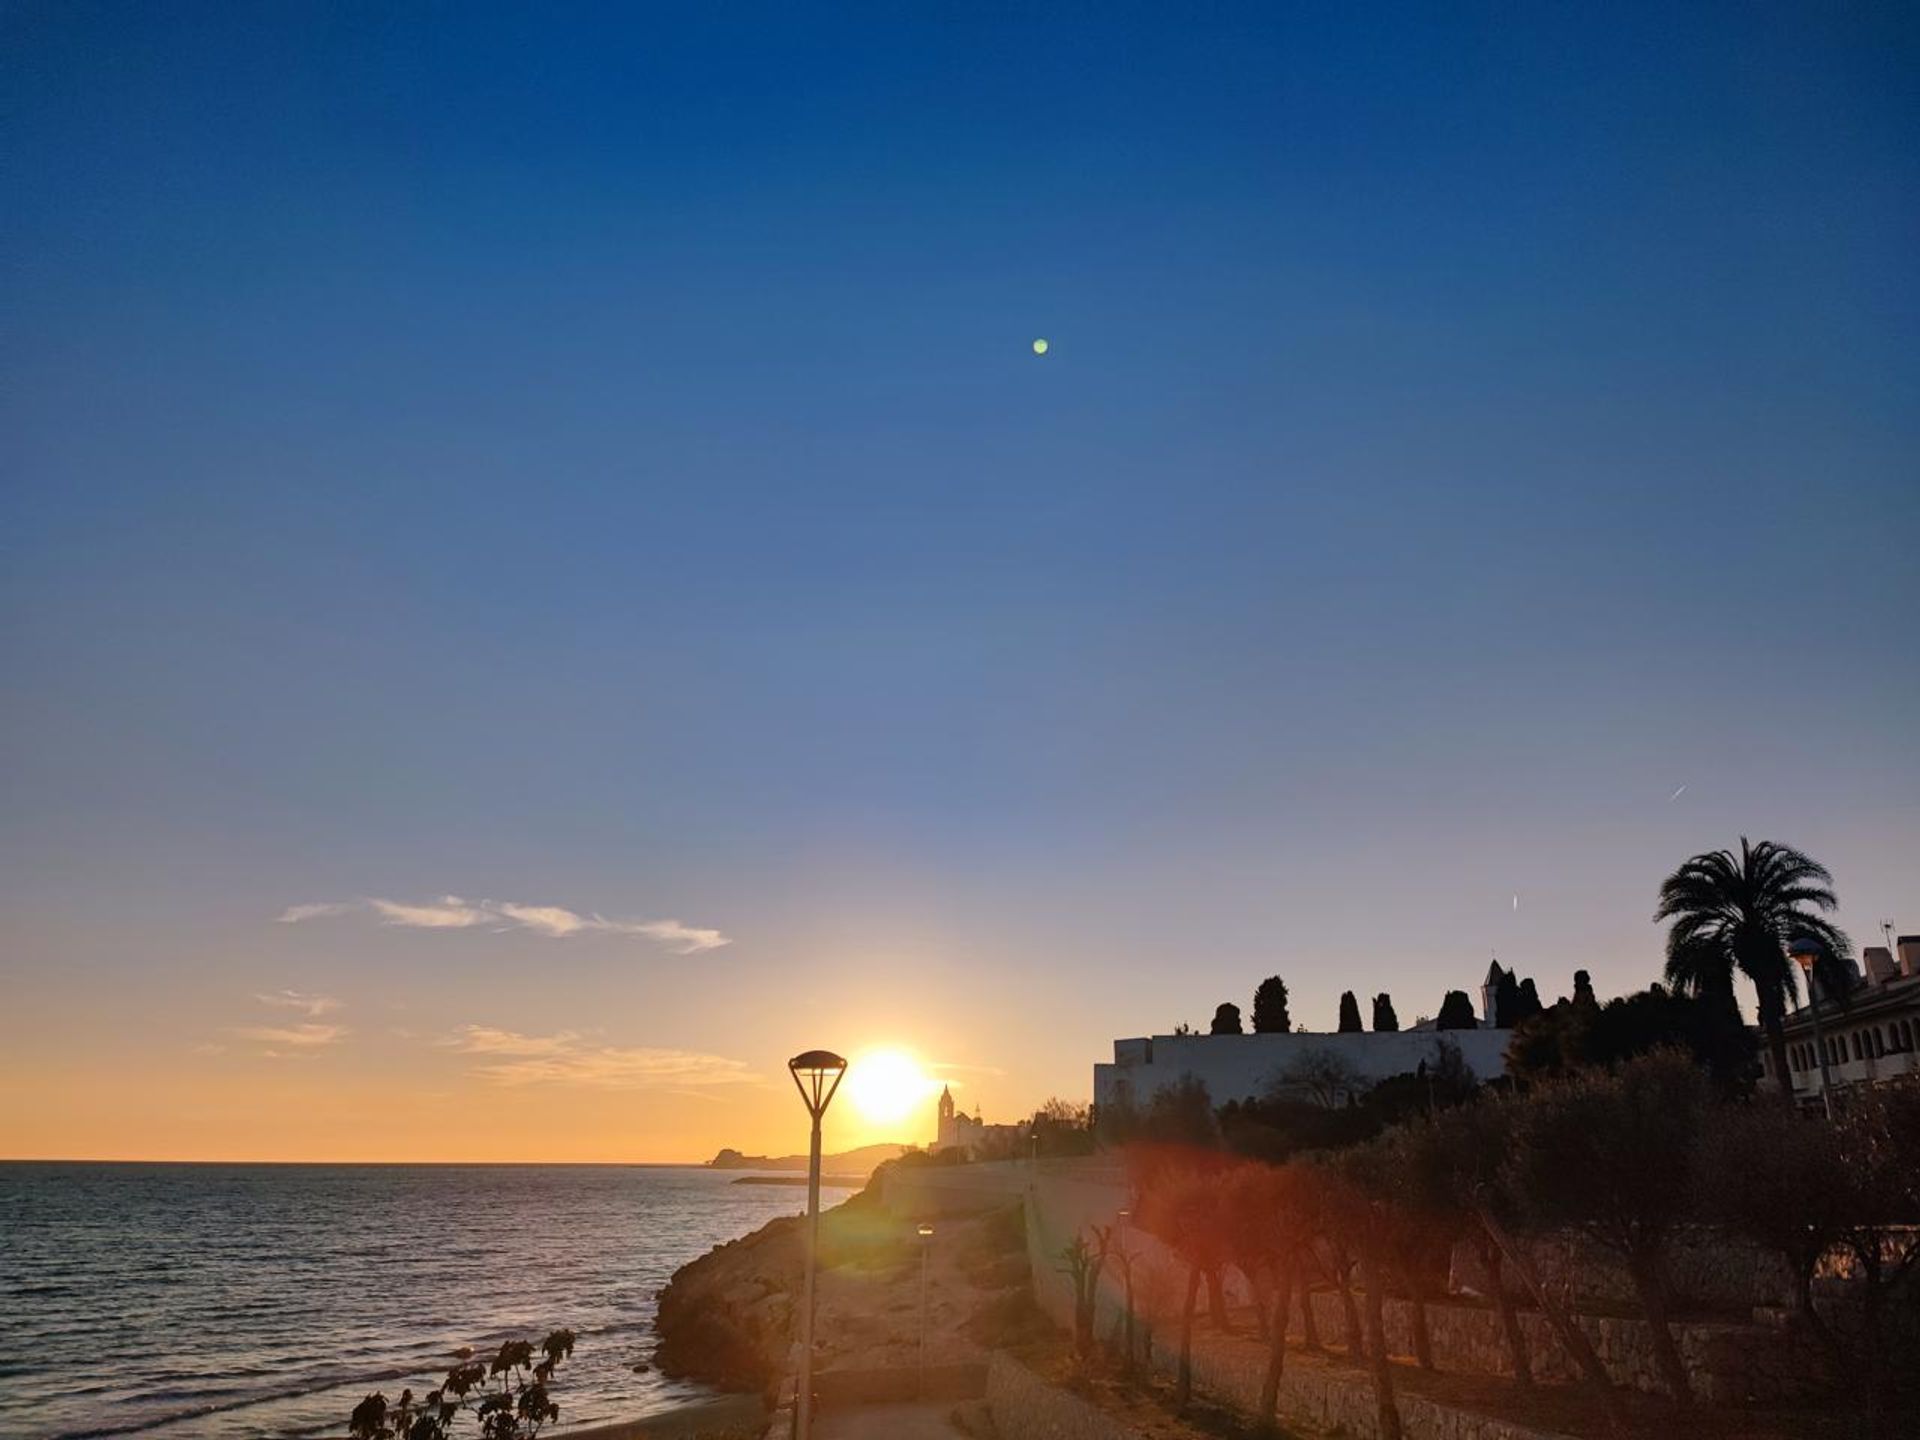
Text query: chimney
1900 936 1920 979
1863 946 1897 986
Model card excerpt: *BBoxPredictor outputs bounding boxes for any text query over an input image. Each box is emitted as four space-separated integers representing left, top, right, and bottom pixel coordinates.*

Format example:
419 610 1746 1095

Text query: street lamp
916 1223 935 1397
1788 938 1834 1120
788 1049 847 1440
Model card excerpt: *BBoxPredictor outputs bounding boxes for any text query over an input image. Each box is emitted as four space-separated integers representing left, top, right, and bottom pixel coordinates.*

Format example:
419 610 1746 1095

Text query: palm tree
1655 837 1852 1099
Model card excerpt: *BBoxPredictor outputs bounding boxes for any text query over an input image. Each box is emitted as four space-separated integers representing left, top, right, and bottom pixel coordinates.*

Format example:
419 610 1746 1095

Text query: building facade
1768 935 1920 1104
1092 1025 1511 1114
933 1084 1025 1155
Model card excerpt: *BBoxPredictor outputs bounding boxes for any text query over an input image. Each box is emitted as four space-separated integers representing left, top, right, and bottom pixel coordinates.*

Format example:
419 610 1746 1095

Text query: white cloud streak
277 902 353 924
444 1025 758 1090
232 1023 347 1048
253 989 343 1017
280 896 730 952
371 896 485 929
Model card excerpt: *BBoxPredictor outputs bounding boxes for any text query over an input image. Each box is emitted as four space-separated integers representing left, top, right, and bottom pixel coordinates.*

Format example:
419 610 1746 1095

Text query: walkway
815 1401 970 1439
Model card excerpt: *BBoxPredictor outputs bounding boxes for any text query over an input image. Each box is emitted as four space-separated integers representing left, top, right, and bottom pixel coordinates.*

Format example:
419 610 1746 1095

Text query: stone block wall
1298 1289 1813 1404
1447 1228 1793 1313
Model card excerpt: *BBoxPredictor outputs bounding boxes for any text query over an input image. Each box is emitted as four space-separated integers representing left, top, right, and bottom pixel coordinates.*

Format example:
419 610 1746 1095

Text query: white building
1771 935 1920 1104
1093 1025 1511 1113
932 1084 1025 1155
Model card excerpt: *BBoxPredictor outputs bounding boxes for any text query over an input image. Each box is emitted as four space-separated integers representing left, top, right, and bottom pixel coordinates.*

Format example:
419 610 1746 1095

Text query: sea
0 1162 857 1439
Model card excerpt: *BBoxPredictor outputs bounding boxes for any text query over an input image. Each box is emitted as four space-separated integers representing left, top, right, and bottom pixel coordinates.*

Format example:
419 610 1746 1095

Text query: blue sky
3 3 1916 1157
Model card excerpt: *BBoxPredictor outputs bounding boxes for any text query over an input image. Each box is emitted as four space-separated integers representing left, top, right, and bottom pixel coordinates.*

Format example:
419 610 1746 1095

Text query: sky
3 3 1916 1162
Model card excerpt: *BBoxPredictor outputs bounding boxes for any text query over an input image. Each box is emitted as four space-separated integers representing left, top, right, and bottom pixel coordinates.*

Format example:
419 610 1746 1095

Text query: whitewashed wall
1093 1028 1512 1110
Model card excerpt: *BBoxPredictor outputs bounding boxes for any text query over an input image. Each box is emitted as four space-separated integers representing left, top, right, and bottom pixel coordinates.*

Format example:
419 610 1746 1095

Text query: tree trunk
1176 1265 1200 1409
1258 1262 1295 1425
1205 1267 1231 1333
1474 1207 1625 1434
1479 1238 1532 1386
1408 1286 1433 1371
1335 1262 1364 1358
1625 1250 1691 1406
1789 1261 1837 1359
1297 1269 1322 1350
1858 1252 1888 1440
1359 1248 1402 1440
1764 1013 1795 1103
1249 1270 1271 1340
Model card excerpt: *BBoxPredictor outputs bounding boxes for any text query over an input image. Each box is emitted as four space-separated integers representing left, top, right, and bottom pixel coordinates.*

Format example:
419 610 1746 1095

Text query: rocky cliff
653 1171 1035 1394
653 1208 803 1392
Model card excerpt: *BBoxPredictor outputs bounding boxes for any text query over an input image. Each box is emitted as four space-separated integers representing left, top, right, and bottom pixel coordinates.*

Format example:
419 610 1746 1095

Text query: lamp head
1787 936 1825 970
917 1223 934 1238
788 1049 848 1117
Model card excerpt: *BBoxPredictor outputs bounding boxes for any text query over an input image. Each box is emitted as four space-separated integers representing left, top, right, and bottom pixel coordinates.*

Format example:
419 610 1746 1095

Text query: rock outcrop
653 1212 803 1392
653 1171 1034 1395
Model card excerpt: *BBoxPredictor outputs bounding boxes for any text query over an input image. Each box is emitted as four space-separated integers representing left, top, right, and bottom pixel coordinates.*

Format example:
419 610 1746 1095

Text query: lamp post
916 1222 935 1398
1788 938 1834 1120
788 1049 847 1440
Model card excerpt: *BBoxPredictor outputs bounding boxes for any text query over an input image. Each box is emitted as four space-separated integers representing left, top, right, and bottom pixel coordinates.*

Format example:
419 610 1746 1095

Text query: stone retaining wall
1297 1288 1810 1405
1449 1229 1794 1312
1024 1200 1578 1440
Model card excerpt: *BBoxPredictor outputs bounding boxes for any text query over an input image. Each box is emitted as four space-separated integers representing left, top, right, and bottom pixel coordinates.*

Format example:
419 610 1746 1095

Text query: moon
1032 338 1049 355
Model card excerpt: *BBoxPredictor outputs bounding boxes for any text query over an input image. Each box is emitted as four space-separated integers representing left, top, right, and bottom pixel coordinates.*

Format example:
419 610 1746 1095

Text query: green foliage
1371 993 1399 1032
1210 1002 1243 1035
1336 992 1363 1033
1503 1051 1707 1253
1219 1045 1477 1163
1251 976 1292 1034
1434 990 1477 1030
1696 1101 1849 1348
1139 1075 1220 1148
349 1331 575 1440
1027 1097 1096 1157
1656 836 1853 1094
1507 983 1756 1093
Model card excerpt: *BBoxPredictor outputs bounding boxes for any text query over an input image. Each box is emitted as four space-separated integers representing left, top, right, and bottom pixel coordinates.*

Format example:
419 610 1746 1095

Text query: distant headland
706 1142 906 1176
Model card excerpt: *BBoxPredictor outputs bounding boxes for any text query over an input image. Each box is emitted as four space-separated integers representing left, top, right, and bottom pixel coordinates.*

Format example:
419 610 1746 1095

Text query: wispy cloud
233 1022 347 1048
279 896 730 953
277 902 353 924
444 1025 758 1090
372 896 485 928
253 989 342 1017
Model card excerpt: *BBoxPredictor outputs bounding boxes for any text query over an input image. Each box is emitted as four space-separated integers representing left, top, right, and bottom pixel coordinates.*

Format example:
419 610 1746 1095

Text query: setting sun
842 1049 936 1128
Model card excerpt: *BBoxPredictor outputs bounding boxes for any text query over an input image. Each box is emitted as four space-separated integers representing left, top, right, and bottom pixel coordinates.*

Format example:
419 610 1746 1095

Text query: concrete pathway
814 1401 970 1439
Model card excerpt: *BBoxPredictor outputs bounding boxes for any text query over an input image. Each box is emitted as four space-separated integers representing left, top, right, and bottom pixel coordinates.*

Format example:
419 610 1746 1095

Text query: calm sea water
0 1163 854 1439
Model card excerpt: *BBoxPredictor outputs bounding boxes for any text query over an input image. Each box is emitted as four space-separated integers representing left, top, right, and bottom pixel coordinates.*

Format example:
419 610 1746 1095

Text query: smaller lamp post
916 1222 935 1397
788 1049 847 1440
1788 938 1834 1120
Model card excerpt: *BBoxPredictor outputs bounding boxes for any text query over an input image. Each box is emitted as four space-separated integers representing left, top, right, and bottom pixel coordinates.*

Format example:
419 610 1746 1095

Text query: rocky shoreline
653 1203 806 1392
652 1165 1039 1396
